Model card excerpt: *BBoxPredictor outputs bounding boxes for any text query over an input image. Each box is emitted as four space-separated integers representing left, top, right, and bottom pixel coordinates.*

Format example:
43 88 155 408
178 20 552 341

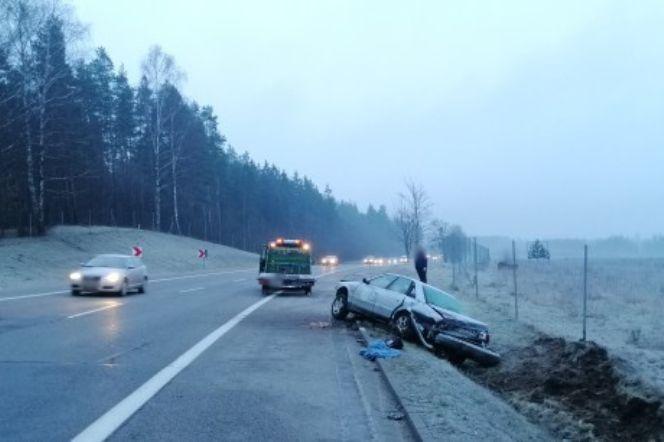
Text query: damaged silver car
331 273 500 366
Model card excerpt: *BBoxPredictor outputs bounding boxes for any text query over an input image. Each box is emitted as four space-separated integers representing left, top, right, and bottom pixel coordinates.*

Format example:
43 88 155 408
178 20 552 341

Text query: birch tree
140 45 182 231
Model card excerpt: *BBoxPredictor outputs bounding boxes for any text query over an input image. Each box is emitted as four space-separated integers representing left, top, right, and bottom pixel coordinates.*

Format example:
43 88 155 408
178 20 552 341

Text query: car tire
138 277 147 294
331 290 349 320
118 280 128 297
305 287 312 296
71 289 81 296
392 312 415 341
261 285 270 295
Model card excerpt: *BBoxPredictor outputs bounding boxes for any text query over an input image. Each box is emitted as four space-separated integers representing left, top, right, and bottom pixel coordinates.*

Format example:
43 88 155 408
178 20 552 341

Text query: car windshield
84 256 127 268
423 285 462 314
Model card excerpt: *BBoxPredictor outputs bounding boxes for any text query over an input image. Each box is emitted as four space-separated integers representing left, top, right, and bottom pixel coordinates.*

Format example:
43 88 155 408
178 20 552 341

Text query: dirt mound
465 336 664 441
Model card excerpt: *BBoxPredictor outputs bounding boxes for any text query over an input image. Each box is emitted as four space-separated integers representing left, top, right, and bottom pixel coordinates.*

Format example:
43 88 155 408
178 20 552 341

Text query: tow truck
258 238 315 295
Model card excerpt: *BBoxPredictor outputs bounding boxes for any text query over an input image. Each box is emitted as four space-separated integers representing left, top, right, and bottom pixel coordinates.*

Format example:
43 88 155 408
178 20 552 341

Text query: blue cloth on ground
360 340 401 361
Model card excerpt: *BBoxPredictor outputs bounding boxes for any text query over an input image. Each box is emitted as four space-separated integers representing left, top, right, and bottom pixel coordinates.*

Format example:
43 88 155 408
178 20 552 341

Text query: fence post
512 239 518 320
582 244 588 341
473 237 479 298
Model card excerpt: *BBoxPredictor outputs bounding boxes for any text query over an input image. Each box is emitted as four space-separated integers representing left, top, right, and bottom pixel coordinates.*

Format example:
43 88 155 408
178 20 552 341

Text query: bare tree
394 180 431 256
394 201 416 257
141 45 182 230
1 0 82 233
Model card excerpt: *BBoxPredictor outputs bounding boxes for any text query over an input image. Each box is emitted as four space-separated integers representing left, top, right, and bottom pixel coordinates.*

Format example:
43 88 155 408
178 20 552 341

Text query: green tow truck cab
258 238 315 295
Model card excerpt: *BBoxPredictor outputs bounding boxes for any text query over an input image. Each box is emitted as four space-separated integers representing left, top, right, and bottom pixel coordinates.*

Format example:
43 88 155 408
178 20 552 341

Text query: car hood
80 267 126 277
337 280 361 290
429 305 488 329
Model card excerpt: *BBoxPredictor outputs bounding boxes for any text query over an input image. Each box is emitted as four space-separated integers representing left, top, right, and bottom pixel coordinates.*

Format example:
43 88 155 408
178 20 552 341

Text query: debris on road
387 411 405 421
360 340 401 361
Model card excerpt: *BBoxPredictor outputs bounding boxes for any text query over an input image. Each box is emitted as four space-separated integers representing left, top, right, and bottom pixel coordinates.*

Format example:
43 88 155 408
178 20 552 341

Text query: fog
73 0 664 238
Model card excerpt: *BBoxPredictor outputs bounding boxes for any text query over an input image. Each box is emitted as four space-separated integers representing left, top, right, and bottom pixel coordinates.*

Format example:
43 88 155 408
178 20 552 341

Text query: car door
353 274 396 315
372 277 415 319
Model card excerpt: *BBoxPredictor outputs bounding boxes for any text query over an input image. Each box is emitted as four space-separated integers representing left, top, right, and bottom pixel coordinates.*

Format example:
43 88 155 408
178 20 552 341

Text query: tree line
0 0 398 258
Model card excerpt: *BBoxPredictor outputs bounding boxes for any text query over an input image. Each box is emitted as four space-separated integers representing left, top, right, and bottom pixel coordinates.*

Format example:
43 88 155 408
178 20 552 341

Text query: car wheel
393 312 415 340
261 285 270 295
305 287 312 296
118 280 128 297
331 291 349 320
138 278 147 294
71 289 81 296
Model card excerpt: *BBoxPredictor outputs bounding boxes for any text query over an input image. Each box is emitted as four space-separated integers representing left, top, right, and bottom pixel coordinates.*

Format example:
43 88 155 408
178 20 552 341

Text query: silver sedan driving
69 254 148 296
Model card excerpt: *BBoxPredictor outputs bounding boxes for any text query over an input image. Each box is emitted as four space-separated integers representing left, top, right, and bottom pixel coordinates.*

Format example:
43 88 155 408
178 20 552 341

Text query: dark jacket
415 251 428 272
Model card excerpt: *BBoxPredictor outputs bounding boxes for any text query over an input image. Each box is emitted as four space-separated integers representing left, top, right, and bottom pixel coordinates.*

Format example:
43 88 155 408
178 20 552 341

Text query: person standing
414 247 428 283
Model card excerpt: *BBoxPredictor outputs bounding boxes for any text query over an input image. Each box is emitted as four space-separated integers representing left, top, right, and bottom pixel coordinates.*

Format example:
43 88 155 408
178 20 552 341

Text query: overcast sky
72 0 664 238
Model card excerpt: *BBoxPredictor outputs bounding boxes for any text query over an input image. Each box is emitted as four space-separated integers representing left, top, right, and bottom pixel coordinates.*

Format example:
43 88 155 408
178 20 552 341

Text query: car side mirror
127 266 135 270
362 278 369 284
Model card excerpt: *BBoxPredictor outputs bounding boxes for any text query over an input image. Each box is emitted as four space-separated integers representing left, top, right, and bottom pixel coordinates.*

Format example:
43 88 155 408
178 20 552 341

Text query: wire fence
446 238 663 355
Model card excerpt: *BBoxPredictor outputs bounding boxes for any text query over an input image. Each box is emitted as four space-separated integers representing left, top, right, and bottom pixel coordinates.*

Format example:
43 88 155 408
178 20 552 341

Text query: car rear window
423 285 462 313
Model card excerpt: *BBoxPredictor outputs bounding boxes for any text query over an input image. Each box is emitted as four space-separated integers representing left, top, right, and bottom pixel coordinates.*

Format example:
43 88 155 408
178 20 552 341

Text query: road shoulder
358 322 552 442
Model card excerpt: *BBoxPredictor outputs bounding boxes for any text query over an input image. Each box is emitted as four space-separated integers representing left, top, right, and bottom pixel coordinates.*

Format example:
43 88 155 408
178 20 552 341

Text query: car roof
382 273 417 282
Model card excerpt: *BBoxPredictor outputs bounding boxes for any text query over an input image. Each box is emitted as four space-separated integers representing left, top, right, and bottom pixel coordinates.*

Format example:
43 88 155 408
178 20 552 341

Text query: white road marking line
67 303 122 319
0 290 67 302
232 278 247 282
0 269 254 302
72 293 278 442
179 287 205 294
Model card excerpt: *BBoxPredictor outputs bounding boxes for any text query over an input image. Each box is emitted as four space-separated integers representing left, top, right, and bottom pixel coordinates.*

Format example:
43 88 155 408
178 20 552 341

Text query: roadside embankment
0 226 257 291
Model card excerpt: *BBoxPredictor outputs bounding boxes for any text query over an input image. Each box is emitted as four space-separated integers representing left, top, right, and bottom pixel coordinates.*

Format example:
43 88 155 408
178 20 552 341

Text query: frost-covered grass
0 225 257 290
425 258 664 397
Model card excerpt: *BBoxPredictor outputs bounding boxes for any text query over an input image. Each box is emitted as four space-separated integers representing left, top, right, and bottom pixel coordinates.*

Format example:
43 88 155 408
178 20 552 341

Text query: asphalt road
0 264 415 441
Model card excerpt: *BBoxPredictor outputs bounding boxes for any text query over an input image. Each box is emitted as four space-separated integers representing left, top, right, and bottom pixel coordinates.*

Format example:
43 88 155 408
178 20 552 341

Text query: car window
369 275 397 289
423 285 462 313
85 256 128 268
388 277 414 296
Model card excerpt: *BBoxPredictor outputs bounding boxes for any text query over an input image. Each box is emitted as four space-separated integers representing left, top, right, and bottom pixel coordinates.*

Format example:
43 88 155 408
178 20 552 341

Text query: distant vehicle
258 238 315 295
331 273 500 367
399 256 408 264
363 256 376 265
69 254 147 296
320 255 339 266
387 257 399 265
374 257 386 266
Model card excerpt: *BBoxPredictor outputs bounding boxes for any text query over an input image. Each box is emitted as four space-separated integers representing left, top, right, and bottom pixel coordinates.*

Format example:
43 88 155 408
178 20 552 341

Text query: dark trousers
416 268 427 283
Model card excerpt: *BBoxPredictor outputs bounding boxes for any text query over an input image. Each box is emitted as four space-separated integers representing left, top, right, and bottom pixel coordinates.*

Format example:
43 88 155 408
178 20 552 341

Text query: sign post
198 248 208 269
473 237 479 298
582 244 588 341
512 240 518 320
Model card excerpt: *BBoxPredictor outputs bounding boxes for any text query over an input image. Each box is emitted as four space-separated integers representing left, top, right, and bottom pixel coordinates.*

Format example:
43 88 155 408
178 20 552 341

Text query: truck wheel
331 291 349 320
305 287 312 296
392 312 415 341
